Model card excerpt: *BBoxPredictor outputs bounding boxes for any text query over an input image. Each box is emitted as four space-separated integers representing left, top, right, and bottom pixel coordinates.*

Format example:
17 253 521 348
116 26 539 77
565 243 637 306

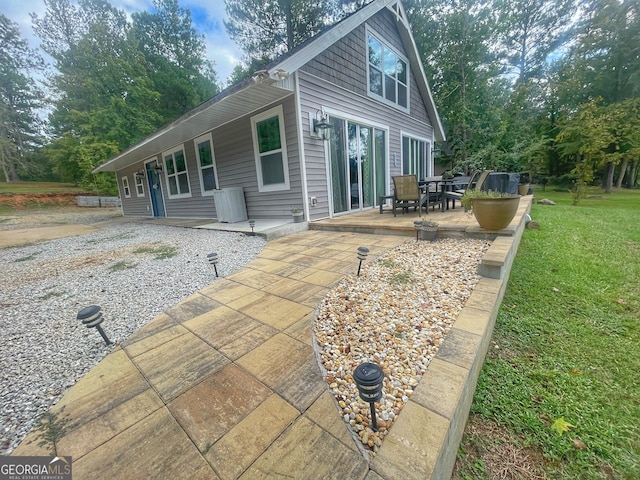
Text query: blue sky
4 0 244 84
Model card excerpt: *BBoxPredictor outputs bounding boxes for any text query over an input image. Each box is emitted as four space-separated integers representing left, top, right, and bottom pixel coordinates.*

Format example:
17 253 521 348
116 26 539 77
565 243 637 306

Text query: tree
0 14 45 181
132 0 219 121
32 0 162 191
409 0 506 173
224 0 333 63
496 0 577 83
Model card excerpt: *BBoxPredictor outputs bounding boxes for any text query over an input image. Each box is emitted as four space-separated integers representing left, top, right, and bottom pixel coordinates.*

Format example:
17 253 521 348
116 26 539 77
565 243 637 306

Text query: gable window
251 105 290 192
367 31 409 110
121 176 131 198
162 146 191 198
194 133 218 196
135 174 145 197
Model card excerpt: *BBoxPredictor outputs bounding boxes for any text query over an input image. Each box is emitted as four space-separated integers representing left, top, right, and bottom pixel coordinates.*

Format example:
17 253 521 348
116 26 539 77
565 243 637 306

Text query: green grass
15 252 40 262
0 182 85 195
461 188 640 479
108 260 137 272
133 245 178 259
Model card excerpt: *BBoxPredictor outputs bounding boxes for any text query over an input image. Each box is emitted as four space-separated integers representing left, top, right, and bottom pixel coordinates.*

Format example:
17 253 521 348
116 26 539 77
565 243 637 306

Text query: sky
2 0 245 85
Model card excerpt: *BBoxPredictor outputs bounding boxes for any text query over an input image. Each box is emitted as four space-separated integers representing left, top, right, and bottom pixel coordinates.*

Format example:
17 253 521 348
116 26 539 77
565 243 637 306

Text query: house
93 0 445 223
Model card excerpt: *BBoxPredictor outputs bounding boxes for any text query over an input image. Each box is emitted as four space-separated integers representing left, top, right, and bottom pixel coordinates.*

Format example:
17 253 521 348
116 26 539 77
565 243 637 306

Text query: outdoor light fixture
154 163 163 173
249 219 256 236
207 252 219 277
356 246 369 276
414 220 423 241
135 170 145 180
353 362 384 432
77 305 112 346
432 146 441 157
312 110 332 140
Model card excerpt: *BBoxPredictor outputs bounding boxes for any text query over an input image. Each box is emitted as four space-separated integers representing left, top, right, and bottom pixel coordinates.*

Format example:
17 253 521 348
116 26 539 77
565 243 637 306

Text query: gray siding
118 164 153 217
301 9 430 124
117 95 304 220
299 71 433 221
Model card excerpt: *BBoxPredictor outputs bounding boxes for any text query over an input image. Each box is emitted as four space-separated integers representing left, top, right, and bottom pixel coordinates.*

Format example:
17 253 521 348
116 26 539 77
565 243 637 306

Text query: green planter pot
471 196 520 230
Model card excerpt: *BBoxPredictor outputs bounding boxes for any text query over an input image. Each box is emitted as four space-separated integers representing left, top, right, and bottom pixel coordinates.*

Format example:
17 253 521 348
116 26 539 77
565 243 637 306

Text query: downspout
293 71 311 223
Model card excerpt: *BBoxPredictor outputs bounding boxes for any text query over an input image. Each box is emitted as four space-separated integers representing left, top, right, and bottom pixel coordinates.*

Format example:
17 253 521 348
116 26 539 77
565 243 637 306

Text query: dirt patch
0 193 81 209
452 414 548 480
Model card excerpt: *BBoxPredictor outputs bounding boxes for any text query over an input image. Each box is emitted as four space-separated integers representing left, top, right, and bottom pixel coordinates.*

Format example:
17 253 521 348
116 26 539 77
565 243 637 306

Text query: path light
207 252 219 277
77 305 112 346
353 362 384 432
356 246 369 276
249 219 256 236
414 220 422 241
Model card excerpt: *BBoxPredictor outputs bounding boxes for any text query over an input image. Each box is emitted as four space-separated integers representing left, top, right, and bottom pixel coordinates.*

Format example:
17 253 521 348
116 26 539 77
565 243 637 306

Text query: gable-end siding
301 8 429 124
299 70 433 221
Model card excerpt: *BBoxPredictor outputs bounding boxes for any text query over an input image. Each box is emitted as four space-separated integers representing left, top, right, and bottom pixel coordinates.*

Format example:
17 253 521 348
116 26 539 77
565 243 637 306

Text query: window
135 173 145 197
402 135 428 179
162 146 191 198
251 105 290 192
367 31 409 110
121 176 131 198
194 133 218 196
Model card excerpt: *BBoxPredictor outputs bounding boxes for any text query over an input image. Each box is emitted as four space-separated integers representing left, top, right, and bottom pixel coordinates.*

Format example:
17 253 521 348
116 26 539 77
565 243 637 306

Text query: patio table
439 176 471 210
419 177 444 214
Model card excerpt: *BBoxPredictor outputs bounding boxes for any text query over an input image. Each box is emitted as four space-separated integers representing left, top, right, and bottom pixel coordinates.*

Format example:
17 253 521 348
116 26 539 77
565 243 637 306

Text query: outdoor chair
392 175 425 217
444 170 492 209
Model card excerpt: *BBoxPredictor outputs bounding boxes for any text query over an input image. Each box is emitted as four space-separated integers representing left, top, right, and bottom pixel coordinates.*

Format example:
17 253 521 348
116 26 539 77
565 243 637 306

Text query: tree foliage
0 14 45 182
29 0 218 193
224 0 334 64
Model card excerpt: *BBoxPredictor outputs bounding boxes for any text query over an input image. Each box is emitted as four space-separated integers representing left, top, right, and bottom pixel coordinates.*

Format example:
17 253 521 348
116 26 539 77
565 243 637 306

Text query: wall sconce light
432 146 441 158
135 170 145 180
312 110 332 140
154 163 163 173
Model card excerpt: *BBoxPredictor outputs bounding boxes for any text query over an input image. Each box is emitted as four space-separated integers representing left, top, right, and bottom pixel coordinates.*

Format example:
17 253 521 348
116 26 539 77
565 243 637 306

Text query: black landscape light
208 252 219 277
249 219 256 236
356 246 369 276
353 362 384 432
77 305 112 346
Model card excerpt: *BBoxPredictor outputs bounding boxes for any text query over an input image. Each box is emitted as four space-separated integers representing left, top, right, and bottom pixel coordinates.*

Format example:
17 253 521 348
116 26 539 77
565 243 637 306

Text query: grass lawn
455 188 640 480
0 182 85 195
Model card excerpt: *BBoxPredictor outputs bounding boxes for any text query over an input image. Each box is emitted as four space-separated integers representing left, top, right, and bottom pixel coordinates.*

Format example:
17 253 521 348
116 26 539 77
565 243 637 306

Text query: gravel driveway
0 208 266 455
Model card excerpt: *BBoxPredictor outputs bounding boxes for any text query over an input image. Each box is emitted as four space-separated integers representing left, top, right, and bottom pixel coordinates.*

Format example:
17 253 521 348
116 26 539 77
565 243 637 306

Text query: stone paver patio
11 196 532 479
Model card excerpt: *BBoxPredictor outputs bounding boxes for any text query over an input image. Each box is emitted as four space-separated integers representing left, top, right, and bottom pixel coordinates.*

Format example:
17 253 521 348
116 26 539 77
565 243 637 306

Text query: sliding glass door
329 117 386 215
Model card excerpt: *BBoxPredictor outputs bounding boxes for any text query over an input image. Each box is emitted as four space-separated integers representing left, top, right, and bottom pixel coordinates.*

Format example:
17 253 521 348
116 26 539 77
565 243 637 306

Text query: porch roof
93 81 292 173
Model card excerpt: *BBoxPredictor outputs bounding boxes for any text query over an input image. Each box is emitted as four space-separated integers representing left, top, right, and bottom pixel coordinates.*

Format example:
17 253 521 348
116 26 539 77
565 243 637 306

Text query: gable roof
94 0 444 173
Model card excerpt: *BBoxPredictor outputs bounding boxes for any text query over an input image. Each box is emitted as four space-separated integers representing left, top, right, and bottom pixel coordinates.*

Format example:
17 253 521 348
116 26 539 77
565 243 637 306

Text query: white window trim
162 145 192 199
135 173 145 197
251 105 290 193
121 176 131 198
401 131 432 177
365 25 410 113
193 132 219 197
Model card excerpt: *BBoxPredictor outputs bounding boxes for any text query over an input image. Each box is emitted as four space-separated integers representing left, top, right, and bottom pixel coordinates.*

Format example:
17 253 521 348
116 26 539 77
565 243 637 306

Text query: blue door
146 161 165 217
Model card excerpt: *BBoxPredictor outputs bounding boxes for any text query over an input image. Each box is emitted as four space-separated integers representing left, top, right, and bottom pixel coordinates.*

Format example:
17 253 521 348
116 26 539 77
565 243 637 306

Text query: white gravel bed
0 223 265 455
313 238 491 455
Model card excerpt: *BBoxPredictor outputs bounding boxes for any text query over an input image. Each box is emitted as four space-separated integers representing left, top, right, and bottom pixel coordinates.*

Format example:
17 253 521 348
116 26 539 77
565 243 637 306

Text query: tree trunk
604 161 615 193
615 158 628 188
628 161 638 188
